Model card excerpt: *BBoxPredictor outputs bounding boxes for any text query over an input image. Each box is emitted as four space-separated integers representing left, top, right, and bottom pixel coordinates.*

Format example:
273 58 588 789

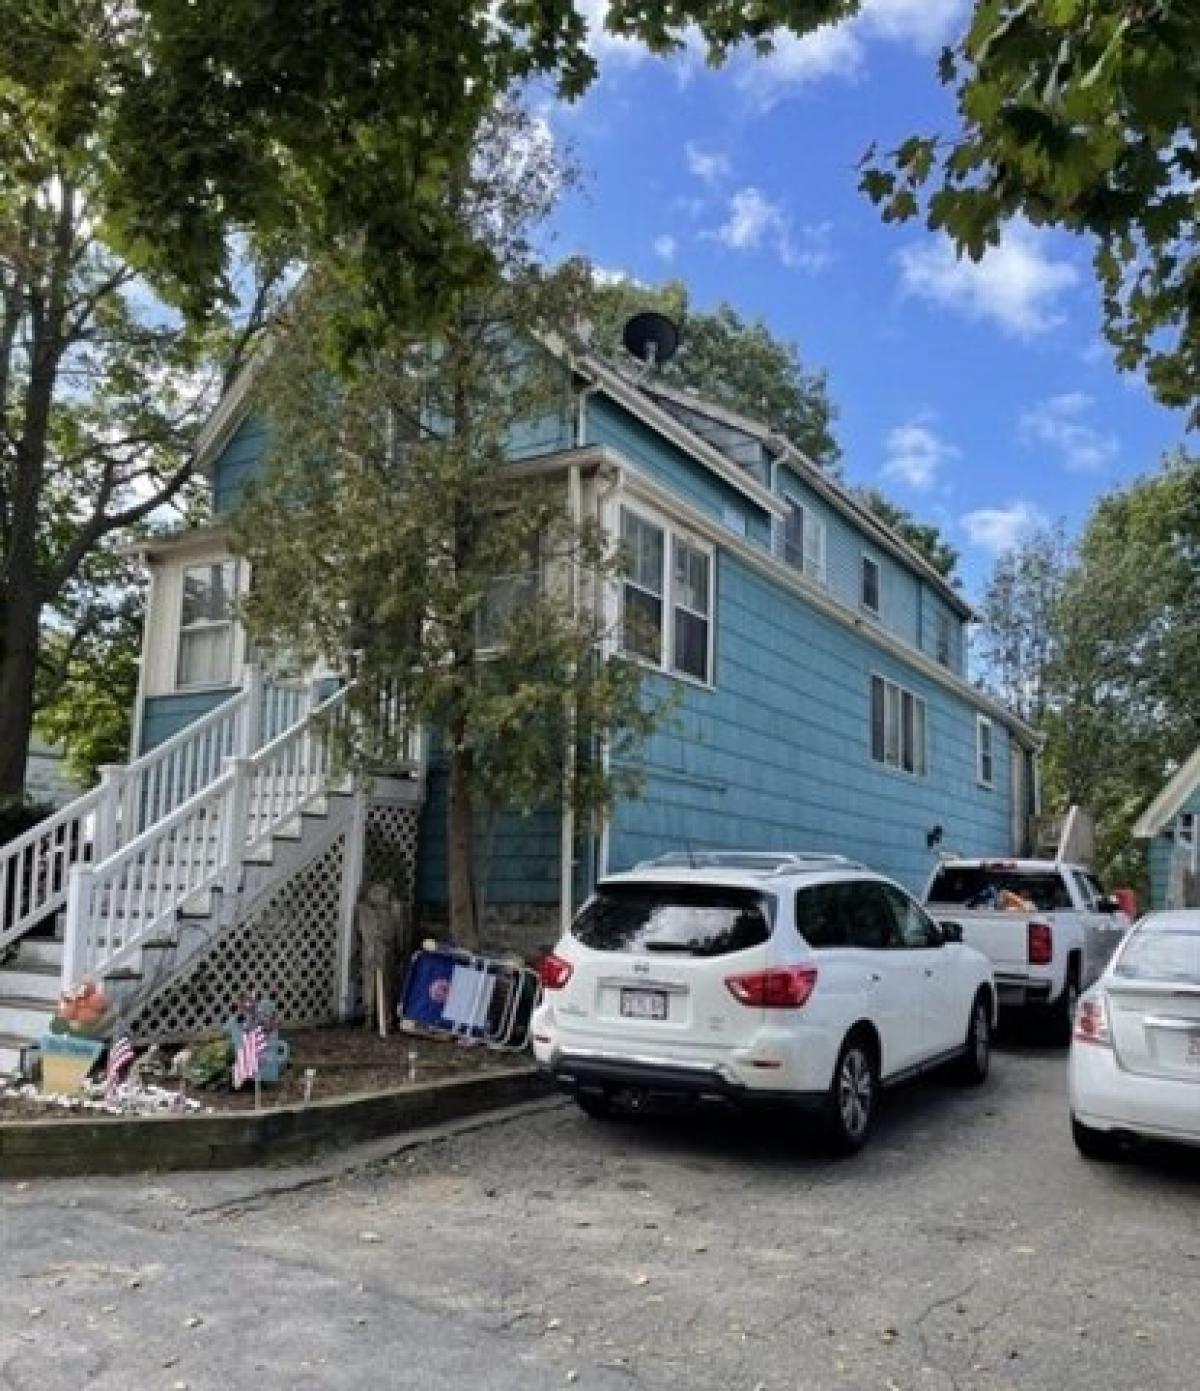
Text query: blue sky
537 0 1189 597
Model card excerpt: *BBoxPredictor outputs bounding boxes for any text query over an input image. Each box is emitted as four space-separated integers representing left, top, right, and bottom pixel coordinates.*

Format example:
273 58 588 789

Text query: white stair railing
61 683 357 990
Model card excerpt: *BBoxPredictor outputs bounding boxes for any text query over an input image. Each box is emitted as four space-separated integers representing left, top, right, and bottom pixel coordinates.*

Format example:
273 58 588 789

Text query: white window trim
1176 812 1197 851
175 559 240 692
620 502 716 689
976 713 995 789
779 492 827 587
861 553 882 617
870 672 928 779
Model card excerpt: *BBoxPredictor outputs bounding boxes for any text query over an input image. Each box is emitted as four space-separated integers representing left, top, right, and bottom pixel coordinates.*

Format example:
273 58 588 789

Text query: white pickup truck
924 858 1130 1042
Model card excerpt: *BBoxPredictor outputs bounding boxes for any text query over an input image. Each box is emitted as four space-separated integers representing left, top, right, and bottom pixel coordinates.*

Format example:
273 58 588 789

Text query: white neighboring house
1133 745 1200 911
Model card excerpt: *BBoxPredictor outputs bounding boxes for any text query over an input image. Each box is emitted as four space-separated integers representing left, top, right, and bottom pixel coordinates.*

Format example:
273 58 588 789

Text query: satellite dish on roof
622 311 680 368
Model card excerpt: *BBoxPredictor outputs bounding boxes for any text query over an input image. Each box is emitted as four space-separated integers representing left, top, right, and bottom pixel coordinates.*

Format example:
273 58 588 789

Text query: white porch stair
0 671 421 1077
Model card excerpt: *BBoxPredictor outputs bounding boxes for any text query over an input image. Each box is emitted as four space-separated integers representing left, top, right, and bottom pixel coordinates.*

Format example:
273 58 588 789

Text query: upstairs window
477 534 542 651
672 538 711 683
781 497 827 586
977 714 995 788
177 561 237 689
621 506 715 685
870 674 927 777
861 554 881 615
935 610 953 667
1177 812 1197 850
620 509 665 664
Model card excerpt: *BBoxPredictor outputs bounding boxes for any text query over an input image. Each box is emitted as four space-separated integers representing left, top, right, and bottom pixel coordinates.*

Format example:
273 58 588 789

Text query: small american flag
233 1021 267 1089
105 1028 136 1100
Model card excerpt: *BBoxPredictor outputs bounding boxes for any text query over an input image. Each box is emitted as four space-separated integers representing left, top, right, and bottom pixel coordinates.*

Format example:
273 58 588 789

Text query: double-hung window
781 497 827 586
477 533 542 651
976 715 995 788
870 674 927 776
935 610 953 667
621 506 713 685
1178 813 1197 852
177 561 237 689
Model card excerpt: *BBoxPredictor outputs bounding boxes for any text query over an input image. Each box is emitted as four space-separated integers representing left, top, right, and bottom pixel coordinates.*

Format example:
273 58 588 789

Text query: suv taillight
1074 996 1111 1048
1028 920 1053 966
725 966 818 1009
538 953 574 990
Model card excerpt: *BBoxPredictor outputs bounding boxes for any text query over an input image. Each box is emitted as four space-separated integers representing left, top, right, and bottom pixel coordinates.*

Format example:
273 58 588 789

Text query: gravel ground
2 1038 1198 1391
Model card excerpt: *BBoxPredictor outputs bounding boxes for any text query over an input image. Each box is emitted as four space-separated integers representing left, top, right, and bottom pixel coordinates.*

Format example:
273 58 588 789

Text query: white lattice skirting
130 835 348 1043
128 797 422 1044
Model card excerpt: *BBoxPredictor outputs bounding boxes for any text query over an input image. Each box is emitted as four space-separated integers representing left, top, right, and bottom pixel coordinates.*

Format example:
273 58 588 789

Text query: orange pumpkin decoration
56 979 107 1030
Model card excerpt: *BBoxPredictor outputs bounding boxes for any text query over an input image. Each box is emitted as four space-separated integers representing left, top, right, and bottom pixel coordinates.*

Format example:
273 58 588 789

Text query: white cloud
961 501 1049 555
897 220 1079 337
576 0 646 64
1019 392 1118 473
882 418 960 491
652 234 677 262
590 264 635 287
712 189 832 273
738 1 966 106
685 143 731 185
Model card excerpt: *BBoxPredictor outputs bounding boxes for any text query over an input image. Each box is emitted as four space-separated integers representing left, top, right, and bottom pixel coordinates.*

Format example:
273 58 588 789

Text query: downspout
560 462 584 934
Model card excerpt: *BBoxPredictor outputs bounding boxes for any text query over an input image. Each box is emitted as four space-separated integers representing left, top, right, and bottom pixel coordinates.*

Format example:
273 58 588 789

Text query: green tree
1042 452 1200 886
0 0 857 346
588 277 841 468
861 2 1200 419
234 107 665 949
0 57 280 803
974 523 1070 722
853 488 960 581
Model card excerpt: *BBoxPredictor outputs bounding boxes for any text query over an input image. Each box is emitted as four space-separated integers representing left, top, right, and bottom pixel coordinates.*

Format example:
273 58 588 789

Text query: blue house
1134 746 1200 910
0 337 1040 1068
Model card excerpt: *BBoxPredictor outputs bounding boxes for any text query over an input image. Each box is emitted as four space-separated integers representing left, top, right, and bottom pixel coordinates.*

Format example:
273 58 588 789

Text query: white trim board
1132 744 1200 838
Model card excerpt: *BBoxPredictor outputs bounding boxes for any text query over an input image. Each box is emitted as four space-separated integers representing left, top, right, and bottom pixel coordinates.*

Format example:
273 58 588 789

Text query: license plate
620 988 668 1021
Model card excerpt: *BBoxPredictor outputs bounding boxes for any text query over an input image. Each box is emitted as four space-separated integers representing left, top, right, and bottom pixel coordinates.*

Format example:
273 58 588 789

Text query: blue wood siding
587 396 773 549
139 689 238 753
213 415 270 515
920 588 967 677
607 550 1014 899
1148 787 1200 909
416 764 561 906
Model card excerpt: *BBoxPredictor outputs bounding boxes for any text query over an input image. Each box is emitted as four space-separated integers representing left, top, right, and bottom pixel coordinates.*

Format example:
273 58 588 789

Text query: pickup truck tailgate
929 909 1030 973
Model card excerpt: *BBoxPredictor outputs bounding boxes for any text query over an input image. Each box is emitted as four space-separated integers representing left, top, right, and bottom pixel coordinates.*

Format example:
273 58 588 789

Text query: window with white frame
1178 812 1197 850
870 675 927 776
976 714 995 788
620 506 714 684
935 610 953 667
672 537 711 683
476 533 542 651
861 554 881 615
781 496 827 585
177 561 237 689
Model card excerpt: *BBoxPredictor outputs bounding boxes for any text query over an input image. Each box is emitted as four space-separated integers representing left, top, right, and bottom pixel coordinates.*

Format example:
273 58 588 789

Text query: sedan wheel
824 1037 877 1154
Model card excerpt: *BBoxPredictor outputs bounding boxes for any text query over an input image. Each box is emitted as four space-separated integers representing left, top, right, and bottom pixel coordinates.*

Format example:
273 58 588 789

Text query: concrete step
0 995 56 1038
0 1031 33 1078
15 938 63 970
0 964 59 1002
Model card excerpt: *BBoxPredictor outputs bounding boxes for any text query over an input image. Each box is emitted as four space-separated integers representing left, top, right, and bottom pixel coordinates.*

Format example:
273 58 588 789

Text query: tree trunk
447 728 480 951
0 585 41 802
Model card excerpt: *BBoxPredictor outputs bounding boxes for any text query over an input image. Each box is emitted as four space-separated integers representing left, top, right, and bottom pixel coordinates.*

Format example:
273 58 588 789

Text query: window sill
619 650 716 694
870 757 928 783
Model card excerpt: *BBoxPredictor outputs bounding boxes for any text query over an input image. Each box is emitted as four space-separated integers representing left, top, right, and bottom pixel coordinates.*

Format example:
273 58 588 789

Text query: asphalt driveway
2 1040 1198 1391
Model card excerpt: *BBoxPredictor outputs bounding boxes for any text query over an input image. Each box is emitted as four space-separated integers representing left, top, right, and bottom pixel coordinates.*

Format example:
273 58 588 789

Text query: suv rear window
572 883 773 957
927 867 1072 912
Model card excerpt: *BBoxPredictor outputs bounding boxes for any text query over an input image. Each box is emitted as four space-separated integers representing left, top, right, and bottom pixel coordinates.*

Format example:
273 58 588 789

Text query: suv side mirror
939 921 964 944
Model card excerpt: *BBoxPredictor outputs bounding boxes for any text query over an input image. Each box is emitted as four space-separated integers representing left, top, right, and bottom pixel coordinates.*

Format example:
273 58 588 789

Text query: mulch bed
0 1025 527 1122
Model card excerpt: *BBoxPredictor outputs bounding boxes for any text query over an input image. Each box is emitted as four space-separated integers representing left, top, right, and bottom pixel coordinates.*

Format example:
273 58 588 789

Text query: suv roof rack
633 850 867 876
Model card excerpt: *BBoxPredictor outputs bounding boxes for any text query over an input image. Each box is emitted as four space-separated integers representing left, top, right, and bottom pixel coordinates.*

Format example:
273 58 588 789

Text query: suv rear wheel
822 1033 878 1154
956 991 991 1084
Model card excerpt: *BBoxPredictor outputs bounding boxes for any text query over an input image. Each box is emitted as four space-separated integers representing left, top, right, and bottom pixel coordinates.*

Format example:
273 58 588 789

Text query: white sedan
1070 910 1200 1159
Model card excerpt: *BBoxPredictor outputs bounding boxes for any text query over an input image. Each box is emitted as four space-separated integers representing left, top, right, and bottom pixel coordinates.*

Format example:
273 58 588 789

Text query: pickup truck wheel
956 992 991 1084
1045 967 1080 1047
574 1087 617 1121
821 1034 878 1154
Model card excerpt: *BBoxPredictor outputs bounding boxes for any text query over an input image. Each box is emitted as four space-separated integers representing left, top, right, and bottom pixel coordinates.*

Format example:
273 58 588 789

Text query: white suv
532 852 997 1152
